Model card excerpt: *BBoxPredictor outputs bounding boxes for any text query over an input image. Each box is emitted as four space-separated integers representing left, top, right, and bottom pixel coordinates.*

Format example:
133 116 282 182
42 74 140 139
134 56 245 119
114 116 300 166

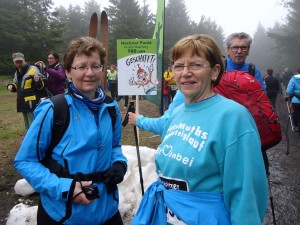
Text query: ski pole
286 100 295 133
122 101 144 195
267 175 276 225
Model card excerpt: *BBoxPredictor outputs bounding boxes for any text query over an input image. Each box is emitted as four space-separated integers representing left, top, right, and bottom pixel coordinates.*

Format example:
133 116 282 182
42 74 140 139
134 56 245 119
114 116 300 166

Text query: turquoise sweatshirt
146 94 267 225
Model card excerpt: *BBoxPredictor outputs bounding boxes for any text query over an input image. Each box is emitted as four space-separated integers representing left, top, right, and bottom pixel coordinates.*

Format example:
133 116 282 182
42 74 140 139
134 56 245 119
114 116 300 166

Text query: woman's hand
35 61 46 70
7 84 13 91
72 181 94 205
128 112 139 125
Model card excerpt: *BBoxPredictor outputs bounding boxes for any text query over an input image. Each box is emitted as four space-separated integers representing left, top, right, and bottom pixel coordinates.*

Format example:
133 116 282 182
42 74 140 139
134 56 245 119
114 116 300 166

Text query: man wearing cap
7 52 47 130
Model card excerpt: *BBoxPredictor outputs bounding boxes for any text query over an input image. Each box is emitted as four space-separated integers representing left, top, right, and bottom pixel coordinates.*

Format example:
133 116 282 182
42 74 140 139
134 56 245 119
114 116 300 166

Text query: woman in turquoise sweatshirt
132 34 267 225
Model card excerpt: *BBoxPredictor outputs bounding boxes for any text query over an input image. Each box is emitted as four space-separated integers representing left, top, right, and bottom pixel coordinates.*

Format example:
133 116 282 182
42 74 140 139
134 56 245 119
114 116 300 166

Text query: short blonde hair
170 34 224 86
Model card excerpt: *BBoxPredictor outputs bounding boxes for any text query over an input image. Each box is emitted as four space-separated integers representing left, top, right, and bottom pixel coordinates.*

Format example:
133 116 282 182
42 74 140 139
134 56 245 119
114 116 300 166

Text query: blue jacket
14 94 127 224
133 181 231 225
286 74 300 104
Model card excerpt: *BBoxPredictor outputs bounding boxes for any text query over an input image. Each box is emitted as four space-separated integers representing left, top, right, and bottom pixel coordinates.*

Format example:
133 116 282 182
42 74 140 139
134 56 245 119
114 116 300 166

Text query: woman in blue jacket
286 68 300 135
14 36 127 225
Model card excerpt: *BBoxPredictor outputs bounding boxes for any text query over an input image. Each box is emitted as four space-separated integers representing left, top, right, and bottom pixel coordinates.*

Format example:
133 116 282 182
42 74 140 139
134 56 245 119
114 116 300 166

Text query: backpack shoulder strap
44 94 70 160
248 63 256 76
104 96 117 132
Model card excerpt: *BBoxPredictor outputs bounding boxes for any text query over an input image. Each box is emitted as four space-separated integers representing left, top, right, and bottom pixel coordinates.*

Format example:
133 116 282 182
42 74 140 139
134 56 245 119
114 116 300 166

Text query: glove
103 162 126 185
103 162 126 193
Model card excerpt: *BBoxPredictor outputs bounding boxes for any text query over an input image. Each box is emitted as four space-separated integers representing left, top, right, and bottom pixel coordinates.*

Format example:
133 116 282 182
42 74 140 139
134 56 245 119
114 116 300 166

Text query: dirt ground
263 96 300 225
0 95 299 225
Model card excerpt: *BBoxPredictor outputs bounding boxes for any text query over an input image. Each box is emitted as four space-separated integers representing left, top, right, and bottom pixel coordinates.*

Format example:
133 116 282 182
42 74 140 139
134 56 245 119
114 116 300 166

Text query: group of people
9 31 299 225
7 51 67 130
263 67 300 134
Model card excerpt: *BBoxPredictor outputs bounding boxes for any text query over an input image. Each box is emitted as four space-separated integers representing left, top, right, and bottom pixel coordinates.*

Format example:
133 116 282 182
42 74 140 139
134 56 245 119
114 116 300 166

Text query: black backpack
41 93 117 165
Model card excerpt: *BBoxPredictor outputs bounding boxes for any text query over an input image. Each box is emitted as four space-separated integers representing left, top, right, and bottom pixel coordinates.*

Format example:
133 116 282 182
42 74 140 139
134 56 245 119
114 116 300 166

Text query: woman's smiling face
173 51 220 103
67 51 102 99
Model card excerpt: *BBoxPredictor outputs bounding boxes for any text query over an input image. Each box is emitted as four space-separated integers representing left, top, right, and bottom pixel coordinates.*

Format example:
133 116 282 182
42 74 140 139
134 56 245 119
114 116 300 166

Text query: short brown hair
267 68 273 75
63 36 106 72
170 34 224 86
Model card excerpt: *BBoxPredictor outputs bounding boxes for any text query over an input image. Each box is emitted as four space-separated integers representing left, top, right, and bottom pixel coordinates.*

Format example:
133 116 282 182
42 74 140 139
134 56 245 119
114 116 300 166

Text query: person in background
132 34 267 225
35 51 67 96
107 64 118 100
264 68 280 109
162 77 170 111
225 32 265 89
286 67 300 135
7 52 46 130
14 37 127 225
163 65 177 101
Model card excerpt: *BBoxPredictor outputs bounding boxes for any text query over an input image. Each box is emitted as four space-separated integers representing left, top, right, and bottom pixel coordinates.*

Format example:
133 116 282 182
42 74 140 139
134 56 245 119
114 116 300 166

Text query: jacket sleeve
137 90 185 135
222 110 268 225
163 71 169 80
14 100 73 202
286 77 294 96
45 67 66 81
111 102 127 166
7 72 18 92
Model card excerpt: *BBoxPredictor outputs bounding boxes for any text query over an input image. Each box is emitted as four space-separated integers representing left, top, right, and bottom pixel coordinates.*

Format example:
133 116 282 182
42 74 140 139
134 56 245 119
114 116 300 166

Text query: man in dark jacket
264 68 280 109
7 52 46 130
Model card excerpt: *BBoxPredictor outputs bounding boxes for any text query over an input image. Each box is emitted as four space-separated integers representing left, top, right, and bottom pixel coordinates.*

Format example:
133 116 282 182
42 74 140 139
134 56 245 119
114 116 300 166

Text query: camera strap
44 157 106 182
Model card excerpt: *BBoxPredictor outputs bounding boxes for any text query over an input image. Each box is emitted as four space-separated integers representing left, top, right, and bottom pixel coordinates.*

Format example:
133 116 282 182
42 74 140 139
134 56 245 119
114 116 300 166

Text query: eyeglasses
71 64 103 73
229 46 249 52
172 63 210 73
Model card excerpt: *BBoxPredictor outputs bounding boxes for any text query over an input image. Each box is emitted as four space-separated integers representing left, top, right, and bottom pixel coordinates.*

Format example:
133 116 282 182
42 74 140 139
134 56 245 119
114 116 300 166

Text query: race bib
160 176 188 225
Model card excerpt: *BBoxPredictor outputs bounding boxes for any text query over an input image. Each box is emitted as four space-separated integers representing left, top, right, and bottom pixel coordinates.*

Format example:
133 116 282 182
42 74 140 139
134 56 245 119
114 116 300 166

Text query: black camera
36 62 44 74
82 184 100 200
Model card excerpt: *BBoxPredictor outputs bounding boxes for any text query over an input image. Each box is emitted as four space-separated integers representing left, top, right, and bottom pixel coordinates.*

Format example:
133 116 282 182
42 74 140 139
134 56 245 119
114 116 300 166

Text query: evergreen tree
268 0 300 70
105 0 154 64
247 23 282 73
191 16 225 55
0 0 64 74
64 5 86 44
164 0 192 67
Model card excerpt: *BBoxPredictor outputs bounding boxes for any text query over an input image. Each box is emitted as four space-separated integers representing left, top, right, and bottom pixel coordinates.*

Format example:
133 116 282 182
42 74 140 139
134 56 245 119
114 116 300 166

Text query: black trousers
109 81 118 100
37 201 123 225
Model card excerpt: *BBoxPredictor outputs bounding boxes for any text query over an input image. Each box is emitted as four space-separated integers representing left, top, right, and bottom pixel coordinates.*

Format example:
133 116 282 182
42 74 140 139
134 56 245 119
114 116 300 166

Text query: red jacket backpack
214 70 282 150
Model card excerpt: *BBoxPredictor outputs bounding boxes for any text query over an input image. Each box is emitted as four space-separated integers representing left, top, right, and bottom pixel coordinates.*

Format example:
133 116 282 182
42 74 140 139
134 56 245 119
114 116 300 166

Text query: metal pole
268 176 276 225
122 101 144 195
133 125 144 195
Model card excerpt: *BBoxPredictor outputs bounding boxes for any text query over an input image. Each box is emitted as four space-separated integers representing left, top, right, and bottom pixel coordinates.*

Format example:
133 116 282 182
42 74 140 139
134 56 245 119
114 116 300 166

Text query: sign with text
117 39 157 95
